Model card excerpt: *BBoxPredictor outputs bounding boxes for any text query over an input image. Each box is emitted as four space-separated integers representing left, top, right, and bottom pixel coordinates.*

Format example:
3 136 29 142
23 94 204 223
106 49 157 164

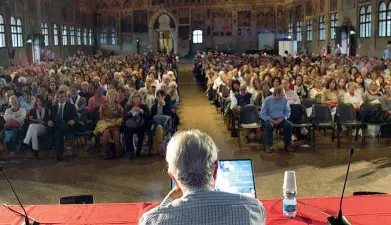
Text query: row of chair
229 101 389 150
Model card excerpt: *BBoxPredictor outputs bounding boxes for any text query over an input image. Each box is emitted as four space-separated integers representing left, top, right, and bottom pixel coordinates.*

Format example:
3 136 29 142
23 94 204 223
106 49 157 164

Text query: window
360 6 372 38
70 26 75 45
83 28 87 45
306 19 313 41
0 15 5 47
330 13 338 39
53 24 59 46
192 30 203 44
11 17 23 47
62 25 68 45
288 23 293 38
100 29 107 45
110 29 116 45
379 2 391 37
77 28 81 45
89 29 92 45
41 23 49 46
296 20 302 41
319 15 326 40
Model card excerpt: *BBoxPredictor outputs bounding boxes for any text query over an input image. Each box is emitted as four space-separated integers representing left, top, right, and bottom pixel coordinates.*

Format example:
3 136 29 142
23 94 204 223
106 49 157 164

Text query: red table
1 195 390 225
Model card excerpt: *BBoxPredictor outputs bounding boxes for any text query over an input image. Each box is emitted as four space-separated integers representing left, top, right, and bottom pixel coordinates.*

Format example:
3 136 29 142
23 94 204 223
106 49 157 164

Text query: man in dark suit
48 90 77 161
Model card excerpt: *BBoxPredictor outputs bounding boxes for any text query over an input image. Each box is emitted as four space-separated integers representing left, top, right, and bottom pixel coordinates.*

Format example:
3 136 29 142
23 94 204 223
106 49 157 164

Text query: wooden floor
0 60 390 205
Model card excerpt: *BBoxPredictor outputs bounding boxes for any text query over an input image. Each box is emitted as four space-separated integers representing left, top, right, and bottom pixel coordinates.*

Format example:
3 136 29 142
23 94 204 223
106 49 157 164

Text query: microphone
327 148 354 225
0 165 40 225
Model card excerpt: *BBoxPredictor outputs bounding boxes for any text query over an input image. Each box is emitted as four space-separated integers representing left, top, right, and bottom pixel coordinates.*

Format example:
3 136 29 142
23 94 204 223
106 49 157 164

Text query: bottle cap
283 171 297 191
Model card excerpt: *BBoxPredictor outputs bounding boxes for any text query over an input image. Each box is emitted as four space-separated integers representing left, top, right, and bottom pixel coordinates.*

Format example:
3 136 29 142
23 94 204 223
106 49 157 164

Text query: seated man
48 90 77 161
140 130 266 225
260 87 293 153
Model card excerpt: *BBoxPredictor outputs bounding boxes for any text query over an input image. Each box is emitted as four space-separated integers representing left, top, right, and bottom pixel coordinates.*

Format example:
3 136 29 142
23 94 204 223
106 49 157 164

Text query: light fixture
287 35 292 40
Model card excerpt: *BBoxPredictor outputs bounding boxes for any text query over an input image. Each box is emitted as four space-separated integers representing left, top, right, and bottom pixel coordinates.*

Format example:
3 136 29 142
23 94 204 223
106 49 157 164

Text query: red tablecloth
1 195 390 225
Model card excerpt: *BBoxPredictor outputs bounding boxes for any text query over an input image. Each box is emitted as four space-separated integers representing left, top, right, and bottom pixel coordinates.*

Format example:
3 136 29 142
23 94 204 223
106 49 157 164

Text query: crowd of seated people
196 51 391 152
0 52 179 161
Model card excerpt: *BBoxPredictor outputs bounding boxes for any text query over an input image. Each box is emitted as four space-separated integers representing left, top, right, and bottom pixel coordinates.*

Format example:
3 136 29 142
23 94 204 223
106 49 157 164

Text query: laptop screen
171 159 257 198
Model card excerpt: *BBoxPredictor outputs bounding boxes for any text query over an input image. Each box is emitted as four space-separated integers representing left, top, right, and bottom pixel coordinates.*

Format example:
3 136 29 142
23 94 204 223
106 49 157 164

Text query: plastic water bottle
282 171 297 218
283 189 297 218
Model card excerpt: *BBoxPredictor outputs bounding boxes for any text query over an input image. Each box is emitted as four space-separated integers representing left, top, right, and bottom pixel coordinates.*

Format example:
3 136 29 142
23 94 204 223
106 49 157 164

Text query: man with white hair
139 130 266 225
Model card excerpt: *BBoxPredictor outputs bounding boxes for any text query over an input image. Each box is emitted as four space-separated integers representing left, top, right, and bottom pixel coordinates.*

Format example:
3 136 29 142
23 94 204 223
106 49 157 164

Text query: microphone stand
327 149 354 225
0 165 40 225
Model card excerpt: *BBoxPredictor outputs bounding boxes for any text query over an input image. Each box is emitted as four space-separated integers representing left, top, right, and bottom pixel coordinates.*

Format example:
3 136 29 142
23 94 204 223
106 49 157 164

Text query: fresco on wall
123 0 132 7
133 10 148 32
191 9 206 29
179 26 190 40
121 15 133 32
342 0 355 10
295 5 301 20
330 0 338 11
277 5 284 32
237 11 251 27
178 8 190 24
319 0 326 13
256 7 275 30
305 0 313 16
212 9 232 35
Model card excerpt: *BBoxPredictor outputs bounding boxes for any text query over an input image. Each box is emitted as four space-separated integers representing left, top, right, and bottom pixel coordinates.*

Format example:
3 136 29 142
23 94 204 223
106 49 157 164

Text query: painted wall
287 0 389 57
0 0 94 67
94 0 286 56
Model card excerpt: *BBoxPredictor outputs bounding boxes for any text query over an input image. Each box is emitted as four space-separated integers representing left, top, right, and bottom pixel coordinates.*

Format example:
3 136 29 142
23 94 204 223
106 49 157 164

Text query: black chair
289 104 312 146
353 191 387 196
311 104 336 147
335 103 363 147
360 103 388 146
59 195 94 204
237 105 262 150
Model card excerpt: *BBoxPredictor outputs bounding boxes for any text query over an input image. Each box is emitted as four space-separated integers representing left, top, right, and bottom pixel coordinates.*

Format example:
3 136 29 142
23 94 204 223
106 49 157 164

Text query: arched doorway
148 10 178 53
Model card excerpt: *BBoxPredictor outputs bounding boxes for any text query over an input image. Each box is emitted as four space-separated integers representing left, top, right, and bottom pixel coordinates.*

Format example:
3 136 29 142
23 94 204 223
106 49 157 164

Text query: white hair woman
140 129 266 225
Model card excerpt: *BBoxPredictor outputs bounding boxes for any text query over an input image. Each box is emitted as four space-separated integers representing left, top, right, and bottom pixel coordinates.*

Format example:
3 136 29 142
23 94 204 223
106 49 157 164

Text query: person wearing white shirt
282 79 301 105
343 82 363 110
139 130 266 225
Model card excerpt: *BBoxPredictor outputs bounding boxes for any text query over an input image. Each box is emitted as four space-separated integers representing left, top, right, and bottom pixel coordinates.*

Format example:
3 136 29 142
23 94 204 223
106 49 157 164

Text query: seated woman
380 83 391 115
93 90 124 158
321 78 340 108
310 79 323 102
294 75 309 99
23 95 49 159
1 95 26 158
362 81 382 104
139 87 154 110
343 82 363 111
151 90 173 154
124 91 150 158
19 90 33 113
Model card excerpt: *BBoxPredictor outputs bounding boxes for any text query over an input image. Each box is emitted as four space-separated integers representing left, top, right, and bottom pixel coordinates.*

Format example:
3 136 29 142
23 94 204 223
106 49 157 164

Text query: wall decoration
123 0 132 7
237 11 251 27
319 0 326 13
305 0 313 16
265 7 275 30
191 9 206 29
121 15 133 32
277 5 284 32
212 9 232 33
178 8 190 24
133 10 148 33
330 0 338 11
295 5 302 20
179 26 190 40
256 10 264 29
342 0 355 10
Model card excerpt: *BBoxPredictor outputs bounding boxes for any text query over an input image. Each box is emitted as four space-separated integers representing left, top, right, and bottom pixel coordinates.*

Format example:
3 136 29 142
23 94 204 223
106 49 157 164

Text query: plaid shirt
139 188 266 225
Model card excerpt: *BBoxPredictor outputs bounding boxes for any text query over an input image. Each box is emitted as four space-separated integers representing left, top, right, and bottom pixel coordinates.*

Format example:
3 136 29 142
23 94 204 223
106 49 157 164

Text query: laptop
171 159 257 198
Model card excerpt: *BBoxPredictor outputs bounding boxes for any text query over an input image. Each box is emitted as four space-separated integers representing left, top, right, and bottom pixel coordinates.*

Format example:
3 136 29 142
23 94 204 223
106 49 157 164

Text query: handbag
5 119 21 129
125 115 145 129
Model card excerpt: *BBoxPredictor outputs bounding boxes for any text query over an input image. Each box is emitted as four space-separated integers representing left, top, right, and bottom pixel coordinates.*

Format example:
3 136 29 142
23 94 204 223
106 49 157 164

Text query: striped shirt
139 188 266 225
